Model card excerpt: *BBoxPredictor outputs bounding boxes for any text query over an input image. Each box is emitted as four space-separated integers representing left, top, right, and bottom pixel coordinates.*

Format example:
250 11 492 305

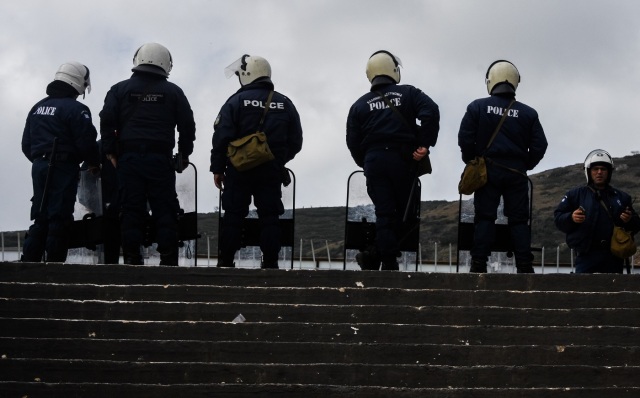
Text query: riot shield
218 168 296 269
66 169 104 264
143 162 199 267
343 170 421 271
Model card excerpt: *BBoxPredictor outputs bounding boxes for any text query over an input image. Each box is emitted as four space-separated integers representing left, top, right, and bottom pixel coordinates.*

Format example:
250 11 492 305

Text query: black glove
173 153 189 173
282 166 291 187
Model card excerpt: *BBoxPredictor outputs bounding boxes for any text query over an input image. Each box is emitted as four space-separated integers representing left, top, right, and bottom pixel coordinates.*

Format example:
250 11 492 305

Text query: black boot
517 263 535 274
124 254 143 265
469 260 487 273
380 260 399 271
217 256 235 268
160 251 179 266
355 246 380 270
261 260 279 269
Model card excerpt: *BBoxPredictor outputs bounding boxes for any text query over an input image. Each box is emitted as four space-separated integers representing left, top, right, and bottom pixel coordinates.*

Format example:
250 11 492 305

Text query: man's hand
412 146 428 161
572 207 586 224
88 164 101 176
214 173 225 190
106 154 117 168
181 156 189 172
621 207 633 223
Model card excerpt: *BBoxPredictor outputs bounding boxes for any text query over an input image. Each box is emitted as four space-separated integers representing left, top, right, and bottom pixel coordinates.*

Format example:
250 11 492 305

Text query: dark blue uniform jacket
554 184 640 253
346 83 439 168
458 94 547 172
99 72 196 157
210 80 303 173
22 81 99 165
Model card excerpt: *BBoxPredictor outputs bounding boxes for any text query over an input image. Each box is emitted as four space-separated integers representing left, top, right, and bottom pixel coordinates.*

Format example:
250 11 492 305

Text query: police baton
402 169 419 224
39 137 58 214
394 170 421 252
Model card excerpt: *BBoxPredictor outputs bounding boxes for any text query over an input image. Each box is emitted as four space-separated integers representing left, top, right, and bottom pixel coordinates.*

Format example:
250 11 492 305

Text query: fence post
299 239 303 269
325 240 331 268
206 235 210 266
570 248 575 273
433 242 438 272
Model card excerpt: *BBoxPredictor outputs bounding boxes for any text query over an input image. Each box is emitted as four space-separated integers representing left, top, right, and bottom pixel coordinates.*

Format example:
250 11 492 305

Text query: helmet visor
84 65 91 94
393 54 403 68
224 55 248 78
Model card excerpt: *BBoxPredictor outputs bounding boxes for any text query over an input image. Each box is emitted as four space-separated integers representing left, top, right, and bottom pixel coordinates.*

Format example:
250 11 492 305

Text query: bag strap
375 91 431 179
587 186 617 222
481 99 527 177
257 90 274 131
484 99 516 152
375 91 417 133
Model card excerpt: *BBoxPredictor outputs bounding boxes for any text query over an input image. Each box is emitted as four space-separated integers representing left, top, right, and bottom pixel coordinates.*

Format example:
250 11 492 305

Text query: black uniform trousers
23 157 79 262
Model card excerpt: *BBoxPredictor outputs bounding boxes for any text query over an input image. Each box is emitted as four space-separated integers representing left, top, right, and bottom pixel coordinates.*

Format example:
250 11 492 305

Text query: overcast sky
1 0 639 231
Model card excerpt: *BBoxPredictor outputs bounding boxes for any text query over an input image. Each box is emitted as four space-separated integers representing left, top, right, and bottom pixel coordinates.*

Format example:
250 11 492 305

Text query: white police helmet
54 62 91 95
584 149 614 184
366 50 402 83
132 43 173 77
485 60 520 95
224 54 271 86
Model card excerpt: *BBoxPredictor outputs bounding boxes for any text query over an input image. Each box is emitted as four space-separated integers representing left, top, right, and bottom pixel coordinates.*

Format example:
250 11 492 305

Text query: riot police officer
100 43 196 266
21 62 100 262
555 150 640 273
346 50 440 270
458 60 548 273
211 54 303 268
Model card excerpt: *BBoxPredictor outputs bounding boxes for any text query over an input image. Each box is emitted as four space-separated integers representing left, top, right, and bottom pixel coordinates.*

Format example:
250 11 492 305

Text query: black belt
369 143 408 152
119 141 172 155
40 152 75 162
586 239 610 252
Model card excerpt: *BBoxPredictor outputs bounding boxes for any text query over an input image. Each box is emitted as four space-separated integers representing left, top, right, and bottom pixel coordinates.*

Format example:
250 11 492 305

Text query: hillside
4 154 640 264
194 153 640 263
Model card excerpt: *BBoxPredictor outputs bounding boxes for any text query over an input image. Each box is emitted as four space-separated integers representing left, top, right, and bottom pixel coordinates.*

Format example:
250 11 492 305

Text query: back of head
54 62 91 95
584 149 614 184
132 43 173 77
224 54 271 86
485 60 520 95
366 50 402 84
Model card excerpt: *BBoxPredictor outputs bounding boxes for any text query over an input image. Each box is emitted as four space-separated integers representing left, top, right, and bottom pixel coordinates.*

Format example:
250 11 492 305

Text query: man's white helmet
584 149 614 184
366 50 402 83
224 54 271 86
485 60 520 95
54 62 91 95
132 43 173 77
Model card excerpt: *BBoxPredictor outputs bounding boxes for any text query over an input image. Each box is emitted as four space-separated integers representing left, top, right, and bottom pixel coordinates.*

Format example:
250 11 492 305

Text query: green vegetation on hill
195 154 640 263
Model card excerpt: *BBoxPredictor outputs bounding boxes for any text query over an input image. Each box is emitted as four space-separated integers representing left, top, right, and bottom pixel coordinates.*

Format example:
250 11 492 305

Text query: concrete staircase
1 262 640 397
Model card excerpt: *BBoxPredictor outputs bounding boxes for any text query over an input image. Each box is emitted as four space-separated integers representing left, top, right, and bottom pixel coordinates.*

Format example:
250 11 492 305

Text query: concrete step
2 358 640 389
2 262 640 292
3 337 640 366
1 318 638 346
1 382 639 398
2 262 640 396
3 281 640 308
3 297 640 326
